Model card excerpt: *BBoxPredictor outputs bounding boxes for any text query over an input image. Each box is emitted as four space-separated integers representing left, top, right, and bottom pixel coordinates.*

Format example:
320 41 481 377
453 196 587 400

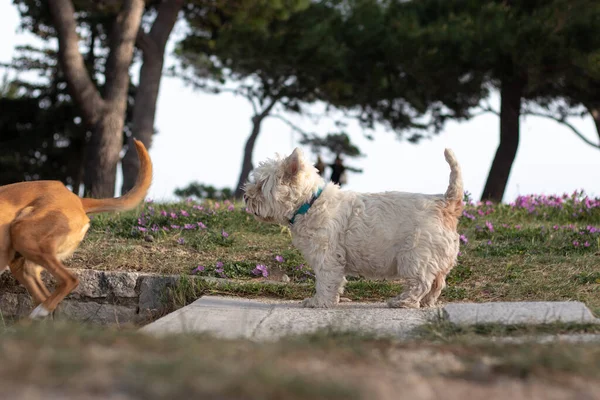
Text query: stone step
140 296 600 341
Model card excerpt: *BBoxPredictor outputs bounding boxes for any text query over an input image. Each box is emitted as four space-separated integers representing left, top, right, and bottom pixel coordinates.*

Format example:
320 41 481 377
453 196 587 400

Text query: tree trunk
590 107 600 144
49 0 104 126
49 0 145 198
86 0 145 197
84 112 127 197
235 116 264 199
481 77 525 202
121 0 183 194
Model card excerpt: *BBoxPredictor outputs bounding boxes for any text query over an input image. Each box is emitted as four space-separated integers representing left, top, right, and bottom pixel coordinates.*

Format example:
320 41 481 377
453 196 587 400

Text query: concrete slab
140 296 439 340
488 333 600 344
442 301 599 325
140 297 600 341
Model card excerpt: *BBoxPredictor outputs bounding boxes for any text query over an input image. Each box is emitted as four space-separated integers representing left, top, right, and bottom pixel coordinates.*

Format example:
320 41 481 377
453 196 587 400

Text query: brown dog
0 139 152 319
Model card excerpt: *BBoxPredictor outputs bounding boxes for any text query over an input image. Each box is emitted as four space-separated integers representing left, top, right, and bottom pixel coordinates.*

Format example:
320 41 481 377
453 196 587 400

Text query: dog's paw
29 304 51 319
387 298 420 309
302 297 334 308
420 300 441 309
339 297 352 303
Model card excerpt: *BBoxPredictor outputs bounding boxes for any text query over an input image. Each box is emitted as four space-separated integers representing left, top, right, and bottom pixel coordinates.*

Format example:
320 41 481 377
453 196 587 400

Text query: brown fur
0 140 152 318
438 198 464 231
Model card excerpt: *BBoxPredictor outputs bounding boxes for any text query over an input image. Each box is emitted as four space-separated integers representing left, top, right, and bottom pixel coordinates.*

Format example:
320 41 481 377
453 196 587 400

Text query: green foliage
300 132 362 158
2 2 140 186
0 47 87 186
174 182 233 201
176 0 343 117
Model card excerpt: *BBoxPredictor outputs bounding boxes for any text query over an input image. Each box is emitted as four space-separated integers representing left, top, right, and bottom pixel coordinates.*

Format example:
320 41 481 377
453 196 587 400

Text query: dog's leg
337 276 352 302
11 213 82 319
302 259 345 308
9 258 49 306
387 275 432 309
27 255 78 319
420 272 447 308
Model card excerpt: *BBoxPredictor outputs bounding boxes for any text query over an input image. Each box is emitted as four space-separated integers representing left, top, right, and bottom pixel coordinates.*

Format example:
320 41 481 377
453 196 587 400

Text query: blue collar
289 188 323 225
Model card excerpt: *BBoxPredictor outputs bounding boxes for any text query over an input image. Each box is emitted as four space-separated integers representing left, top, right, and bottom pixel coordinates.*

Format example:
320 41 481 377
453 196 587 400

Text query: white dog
244 148 463 308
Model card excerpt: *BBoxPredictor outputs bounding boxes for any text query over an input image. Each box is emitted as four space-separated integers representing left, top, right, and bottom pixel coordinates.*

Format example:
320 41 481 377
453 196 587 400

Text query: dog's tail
443 148 464 209
80 139 153 214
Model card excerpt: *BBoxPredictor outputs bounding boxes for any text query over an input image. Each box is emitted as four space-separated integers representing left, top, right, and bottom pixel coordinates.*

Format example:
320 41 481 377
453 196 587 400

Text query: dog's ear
285 148 304 176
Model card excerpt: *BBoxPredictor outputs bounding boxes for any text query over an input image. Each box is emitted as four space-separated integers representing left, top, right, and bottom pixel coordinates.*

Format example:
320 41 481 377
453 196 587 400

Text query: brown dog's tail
80 139 153 214
443 148 464 218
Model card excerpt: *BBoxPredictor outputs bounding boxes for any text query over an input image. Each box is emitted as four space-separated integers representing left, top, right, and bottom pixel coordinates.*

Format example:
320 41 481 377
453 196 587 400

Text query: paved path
140 296 599 341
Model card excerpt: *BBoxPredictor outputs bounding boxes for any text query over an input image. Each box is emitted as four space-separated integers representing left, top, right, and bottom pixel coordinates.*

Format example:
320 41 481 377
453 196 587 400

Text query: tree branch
244 91 259 115
525 111 600 150
136 30 155 55
48 0 104 125
148 0 183 50
584 104 600 143
257 95 281 119
104 0 145 102
268 113 313 139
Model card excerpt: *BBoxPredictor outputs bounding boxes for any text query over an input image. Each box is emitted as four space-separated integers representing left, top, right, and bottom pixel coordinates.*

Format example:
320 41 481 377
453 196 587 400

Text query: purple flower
485 221 494 232
171 224 180 229
160 210 167 216
214 202 220 209
215 261 226 278
170 212 177 219
222 230 229 238
457 251 462 257
137 226 147 232
462 211 476 220
228 205 235 211
487 240 492 245
193 265 205 274
515 225 522 230
146 198 154 204
275 255 285 263
197 222 207 229
181 210 189 217
184 224 196 230
151 224 159 232
573 241 580 247
459 234 468 244
177 238 185 245
252 264 269 278
584 241 590 247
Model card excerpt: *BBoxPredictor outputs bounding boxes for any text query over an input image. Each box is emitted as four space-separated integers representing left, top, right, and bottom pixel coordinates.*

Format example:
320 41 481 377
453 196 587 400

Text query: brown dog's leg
28 255 78 318
9 259 51 306
11 210 84 319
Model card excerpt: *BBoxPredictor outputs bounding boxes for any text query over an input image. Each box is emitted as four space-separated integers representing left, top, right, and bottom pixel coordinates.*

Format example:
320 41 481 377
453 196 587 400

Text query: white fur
29 304 50 319
244 148 464 309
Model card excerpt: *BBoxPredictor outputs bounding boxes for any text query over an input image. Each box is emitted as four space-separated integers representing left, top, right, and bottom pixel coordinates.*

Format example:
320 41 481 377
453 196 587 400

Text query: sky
1 3 599 203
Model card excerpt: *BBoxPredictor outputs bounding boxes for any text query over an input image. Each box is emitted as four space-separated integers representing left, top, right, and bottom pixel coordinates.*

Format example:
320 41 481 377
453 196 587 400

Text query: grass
0 321 598 399
62 193 600 314
417 320 600 341
163 276 403 310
